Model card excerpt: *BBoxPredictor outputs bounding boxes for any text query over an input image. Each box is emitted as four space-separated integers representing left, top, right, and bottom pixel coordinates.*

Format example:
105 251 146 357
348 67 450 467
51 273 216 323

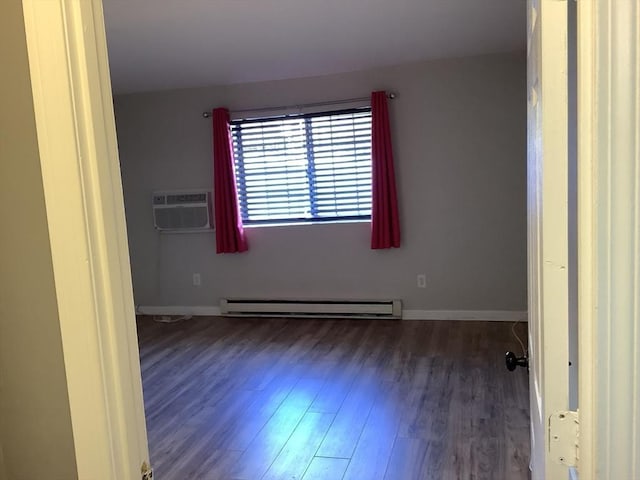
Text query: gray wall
115 52 527 312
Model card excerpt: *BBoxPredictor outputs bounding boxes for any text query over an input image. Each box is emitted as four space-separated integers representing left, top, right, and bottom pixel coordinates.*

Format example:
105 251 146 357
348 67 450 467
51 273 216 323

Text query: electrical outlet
193 273 201 286
417 274 427 288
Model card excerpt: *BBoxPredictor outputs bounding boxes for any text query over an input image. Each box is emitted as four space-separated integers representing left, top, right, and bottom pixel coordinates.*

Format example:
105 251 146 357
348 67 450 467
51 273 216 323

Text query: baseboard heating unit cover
220 299 402 319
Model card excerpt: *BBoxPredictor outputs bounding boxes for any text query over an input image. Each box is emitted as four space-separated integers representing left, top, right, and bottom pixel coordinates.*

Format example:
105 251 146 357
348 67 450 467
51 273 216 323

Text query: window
231 108 372 225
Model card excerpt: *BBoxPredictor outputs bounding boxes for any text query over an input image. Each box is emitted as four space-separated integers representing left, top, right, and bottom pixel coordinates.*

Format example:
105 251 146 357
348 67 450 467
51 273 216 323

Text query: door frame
20 0 149 478
17 0 640 478
577 1 640 478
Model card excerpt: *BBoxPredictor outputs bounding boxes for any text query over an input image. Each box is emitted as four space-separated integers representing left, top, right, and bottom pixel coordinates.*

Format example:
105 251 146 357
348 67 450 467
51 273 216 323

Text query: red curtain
212 108 248 253
370 91 401 249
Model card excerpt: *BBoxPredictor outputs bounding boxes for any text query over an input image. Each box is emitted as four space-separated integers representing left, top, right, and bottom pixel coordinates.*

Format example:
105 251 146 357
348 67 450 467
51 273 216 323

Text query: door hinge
141 461 153 480
549 410 579 467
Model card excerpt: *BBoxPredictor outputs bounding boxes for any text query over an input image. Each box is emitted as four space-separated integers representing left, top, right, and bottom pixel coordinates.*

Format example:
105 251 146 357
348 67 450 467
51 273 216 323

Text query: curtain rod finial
388 92 396 99
203 111 211 118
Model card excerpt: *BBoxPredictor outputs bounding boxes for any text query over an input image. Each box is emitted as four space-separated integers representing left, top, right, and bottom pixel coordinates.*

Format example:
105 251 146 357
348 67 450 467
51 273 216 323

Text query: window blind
231 108 372 224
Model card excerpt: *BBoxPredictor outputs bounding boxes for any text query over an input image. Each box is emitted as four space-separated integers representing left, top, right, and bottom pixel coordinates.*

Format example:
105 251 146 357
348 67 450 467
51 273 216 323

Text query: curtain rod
201 92 396 118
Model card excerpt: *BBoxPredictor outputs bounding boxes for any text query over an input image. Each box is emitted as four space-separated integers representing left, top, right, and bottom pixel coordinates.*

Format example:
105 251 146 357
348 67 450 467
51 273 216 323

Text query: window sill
243 218 371 229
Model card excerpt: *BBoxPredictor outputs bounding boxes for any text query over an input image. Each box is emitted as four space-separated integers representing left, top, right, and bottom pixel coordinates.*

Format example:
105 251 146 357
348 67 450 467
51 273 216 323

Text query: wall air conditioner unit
152 190 213 232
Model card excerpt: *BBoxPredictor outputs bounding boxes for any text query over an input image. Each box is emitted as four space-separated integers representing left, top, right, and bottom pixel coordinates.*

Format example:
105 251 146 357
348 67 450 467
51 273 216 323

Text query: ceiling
103 0 525 94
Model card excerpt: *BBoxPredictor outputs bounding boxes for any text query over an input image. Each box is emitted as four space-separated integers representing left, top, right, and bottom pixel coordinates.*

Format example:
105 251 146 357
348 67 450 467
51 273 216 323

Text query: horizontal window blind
231 108 372 224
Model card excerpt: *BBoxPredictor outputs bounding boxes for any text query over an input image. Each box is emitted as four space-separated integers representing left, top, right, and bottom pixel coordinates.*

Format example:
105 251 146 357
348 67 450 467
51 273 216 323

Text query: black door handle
505 351 528 371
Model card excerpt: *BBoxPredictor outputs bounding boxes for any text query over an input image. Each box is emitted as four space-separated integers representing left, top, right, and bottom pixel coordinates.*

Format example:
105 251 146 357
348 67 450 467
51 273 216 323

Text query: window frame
230 106 373 226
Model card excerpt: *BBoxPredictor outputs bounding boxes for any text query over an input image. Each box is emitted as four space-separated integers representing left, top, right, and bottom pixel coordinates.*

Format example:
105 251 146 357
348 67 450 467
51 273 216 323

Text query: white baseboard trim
136 305 221 317
402 310 528 322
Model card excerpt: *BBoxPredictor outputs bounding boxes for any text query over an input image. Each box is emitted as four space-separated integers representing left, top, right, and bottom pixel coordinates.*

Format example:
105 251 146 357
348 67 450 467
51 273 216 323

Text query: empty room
107 1 530 479
9 0 640 478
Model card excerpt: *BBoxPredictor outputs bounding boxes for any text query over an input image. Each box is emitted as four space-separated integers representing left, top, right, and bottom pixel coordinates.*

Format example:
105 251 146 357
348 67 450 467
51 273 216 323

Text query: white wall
114 52 527 313
0 0 77 477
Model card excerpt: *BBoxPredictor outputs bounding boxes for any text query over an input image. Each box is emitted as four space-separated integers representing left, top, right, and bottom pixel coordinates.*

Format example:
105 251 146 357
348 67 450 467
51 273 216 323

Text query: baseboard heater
220 299 402 319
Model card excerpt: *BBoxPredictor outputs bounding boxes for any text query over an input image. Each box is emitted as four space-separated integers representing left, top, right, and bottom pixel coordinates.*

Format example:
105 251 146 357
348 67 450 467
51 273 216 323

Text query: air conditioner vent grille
154 206 209 230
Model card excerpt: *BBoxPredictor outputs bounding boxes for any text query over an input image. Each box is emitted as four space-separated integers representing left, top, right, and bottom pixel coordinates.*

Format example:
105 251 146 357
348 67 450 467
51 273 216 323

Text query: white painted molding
137 306 222 317
578 1 640 478
402 310 527 322
21 0 149 478
137 306 527 322
577 2 597 477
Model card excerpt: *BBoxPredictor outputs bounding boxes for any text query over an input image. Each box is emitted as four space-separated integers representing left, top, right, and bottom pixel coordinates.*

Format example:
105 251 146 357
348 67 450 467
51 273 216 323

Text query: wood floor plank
219 364 307 451
261 412 334 480
150 389 256 477
469 436 503 480
162 448 241 480
382 436 443 480
315 366 379 458
301 457 350 480
342 382 405 480
230 376 326 480
137 316 531 480
307 361 358 414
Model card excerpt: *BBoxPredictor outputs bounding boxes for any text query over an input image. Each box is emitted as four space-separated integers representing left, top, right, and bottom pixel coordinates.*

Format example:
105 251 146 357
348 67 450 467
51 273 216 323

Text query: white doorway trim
577 1 640 478
20 0 149 478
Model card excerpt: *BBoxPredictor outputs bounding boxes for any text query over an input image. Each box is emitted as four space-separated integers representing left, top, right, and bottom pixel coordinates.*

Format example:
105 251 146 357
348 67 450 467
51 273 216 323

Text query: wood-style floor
137 316 530 480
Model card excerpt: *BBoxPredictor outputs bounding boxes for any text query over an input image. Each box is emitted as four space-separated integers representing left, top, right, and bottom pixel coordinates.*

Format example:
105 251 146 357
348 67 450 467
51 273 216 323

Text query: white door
527 1 571 479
